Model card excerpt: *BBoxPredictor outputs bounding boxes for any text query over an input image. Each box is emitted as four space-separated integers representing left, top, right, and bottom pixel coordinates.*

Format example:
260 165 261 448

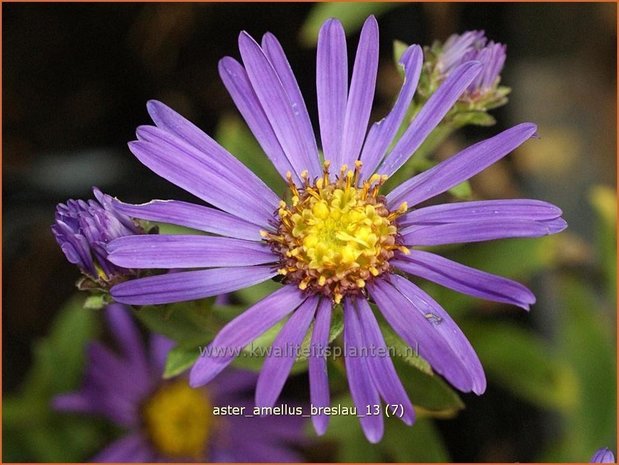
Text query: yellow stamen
265 162 407 302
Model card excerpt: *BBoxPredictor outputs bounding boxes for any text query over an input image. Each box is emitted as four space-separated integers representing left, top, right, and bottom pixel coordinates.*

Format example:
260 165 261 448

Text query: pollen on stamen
264 163 408 303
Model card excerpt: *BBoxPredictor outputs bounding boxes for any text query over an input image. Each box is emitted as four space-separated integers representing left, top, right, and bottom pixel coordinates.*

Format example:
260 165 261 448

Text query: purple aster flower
592 448 616 463
434 30 507 105
52 188 143 288
104 16 566 442
54 304 305 462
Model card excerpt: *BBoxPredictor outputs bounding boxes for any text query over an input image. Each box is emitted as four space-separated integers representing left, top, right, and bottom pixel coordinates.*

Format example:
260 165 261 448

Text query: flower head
52 188 142 288
54 304 305 462
425 30 509 109
592 448 616 463
105 16 566 442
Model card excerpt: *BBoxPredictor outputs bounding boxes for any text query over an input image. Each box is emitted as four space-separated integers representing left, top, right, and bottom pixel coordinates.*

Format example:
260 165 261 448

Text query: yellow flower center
263 161 408 304
142 379 213 459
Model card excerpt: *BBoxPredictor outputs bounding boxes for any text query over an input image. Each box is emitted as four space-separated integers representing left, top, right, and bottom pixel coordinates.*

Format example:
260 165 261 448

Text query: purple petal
110 266 277 305
149 333 175 375
145 101 280 209
255 296 319 407
53 392 92 413
368 278 485 394
316 18 347 167
339 16 379 168
238 32 321 179
399 199 563 227
309 299 332 435
343 298 384 443
104 304 150 377
354 297 415 425
401 217 567 246
591 448 616 463
113 198 266 240
379 61 483 177
91 433 154 462
128 139 272 227
392 250 535 310
218 56 296 182
107 235 276 269
387 123 538 209
391 275 486 394
189 285 306 387
360 44 423 177
261 31 319 172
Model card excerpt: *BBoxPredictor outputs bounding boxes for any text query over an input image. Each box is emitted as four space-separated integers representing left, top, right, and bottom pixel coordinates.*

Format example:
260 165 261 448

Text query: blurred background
3 2 617 462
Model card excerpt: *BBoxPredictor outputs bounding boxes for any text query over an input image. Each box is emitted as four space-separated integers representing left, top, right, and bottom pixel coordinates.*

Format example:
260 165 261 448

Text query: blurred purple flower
54 304 304 462
592 448 616 463
52 188 141 287
437 30 507 102
104 16 566 442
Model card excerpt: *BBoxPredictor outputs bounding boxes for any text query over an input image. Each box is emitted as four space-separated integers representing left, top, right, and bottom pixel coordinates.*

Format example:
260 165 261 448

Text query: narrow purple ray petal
110 266 276 305
354 298 415 425
387 123 538 209
261 32 319 171
360 44 423 177
238 32 321 179
113 198 266 241
379 61 483 177
368 278 482 393
392 250 535 310
104 304 149 377
343 298 384 443
316 18 347 166
145 101 280 208
401 217 567 246
339 16 379 168
91 433 154 463
218 56 297 182
128 140 271 227
136 124 277 215
309 298 332 435
107 235 277 269
256 296 319 407
399 199 563 227
390 275 486 394
189 286 306 387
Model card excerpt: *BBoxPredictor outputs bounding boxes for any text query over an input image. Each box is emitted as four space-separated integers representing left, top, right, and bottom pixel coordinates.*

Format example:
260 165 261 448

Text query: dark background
3 3 616 462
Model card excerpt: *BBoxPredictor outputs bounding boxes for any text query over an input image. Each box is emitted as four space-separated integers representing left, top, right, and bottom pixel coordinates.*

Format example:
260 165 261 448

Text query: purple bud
438 30 507 101
52 188 141 286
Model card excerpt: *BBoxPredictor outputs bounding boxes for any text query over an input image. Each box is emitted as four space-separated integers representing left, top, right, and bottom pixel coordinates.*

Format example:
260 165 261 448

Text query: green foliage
321 395 449 462
300 3 399 46
462 320 578 411
138 298 217 346
3 297 108 462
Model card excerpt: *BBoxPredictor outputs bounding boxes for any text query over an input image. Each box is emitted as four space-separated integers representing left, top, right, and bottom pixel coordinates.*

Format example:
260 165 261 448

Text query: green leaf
300 3 399 46
321 395 449 461
83 293 108 310
462 320 578 411
137 298 217 346
541 276 616 461
393 358 464 417
382 416 450 462
163 345 201 379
